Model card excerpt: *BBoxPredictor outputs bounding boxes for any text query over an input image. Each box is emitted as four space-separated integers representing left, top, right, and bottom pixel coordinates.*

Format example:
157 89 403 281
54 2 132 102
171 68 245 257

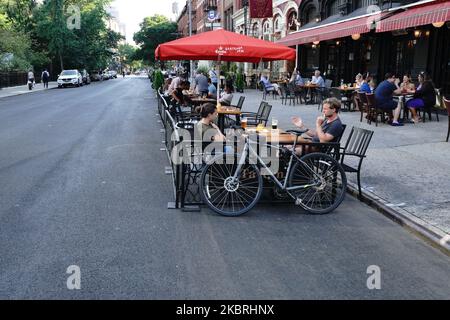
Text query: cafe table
299 83 318 104
190 97 217 106
217 106 242 132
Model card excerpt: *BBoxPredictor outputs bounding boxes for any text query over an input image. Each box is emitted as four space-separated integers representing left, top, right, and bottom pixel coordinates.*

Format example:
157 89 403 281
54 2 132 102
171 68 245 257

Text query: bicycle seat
286 129 308 136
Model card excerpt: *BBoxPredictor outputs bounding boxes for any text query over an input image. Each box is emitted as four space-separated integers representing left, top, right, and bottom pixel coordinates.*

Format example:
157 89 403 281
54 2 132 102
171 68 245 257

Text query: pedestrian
41 69 50 89
209 67 218 89
122 70 126 78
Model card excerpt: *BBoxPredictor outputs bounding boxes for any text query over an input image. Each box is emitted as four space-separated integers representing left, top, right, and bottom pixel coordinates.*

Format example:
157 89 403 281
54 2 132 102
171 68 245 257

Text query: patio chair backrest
329 88 343 100
256 101 268 117
365 93 376 107
343 126 374 158
336 124 347 143
236 96 245 109
357 91 367 104
444 96 450 116
259 104 272 124
325 79 333 88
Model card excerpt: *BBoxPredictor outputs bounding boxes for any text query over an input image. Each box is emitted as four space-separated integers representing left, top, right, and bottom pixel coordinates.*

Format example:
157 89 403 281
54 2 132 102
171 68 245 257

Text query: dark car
80 69 91 85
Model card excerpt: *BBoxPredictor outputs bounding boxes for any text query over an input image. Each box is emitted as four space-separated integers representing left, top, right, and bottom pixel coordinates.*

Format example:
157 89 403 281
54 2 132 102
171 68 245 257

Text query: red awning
378 1 450 32
276 13 389 46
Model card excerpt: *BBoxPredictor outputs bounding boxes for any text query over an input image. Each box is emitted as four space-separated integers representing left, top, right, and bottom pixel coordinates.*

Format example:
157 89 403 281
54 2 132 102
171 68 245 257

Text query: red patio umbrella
155 28 296 63
155 28 296 106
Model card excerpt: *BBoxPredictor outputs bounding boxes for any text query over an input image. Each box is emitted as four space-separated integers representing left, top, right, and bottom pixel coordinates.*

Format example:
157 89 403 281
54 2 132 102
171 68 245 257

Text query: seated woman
406 72 436 124
400 75 416 93
195 103 225 142
219 84 234 106
260 75 281 95
355 73 363 87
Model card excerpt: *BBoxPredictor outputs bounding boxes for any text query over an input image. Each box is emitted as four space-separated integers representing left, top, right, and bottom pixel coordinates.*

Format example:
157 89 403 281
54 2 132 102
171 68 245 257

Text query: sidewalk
0 81 58 99
233 89 450 244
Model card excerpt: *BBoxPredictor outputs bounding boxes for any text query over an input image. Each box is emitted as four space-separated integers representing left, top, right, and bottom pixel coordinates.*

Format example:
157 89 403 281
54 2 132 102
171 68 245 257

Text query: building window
252 23 259 38
305 7 317 24
328 0 347 17
263 20 271 41
356 0 378 9
287 11 299 32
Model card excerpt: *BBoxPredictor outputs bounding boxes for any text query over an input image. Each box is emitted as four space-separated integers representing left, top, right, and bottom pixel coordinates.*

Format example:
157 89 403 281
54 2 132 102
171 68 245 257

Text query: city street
0 77 449 299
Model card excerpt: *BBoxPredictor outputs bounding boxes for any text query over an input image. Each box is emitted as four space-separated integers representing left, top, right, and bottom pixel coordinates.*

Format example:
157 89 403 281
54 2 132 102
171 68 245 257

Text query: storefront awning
377 1 450 33
276 13 390 46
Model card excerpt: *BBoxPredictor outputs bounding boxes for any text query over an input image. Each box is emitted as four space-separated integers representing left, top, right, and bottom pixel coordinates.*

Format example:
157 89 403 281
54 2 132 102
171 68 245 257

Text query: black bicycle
200 130 347 217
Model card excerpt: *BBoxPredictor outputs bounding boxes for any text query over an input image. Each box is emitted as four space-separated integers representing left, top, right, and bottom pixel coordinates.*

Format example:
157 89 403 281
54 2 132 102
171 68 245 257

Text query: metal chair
246 103 272 126
365 93 391 126
260 81 277 100
280 84 296 106
329 88 351 111
443 96 450 142
232 96 245 109
356 91 369 123
420 88 441 123
340 127 375 199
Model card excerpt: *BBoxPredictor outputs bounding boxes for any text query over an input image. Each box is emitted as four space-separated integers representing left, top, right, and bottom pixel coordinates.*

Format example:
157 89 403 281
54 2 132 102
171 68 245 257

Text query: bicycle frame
231 134 322 195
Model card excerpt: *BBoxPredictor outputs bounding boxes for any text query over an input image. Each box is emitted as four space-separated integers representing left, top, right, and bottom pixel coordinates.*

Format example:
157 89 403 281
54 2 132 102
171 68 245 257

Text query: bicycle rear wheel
200 154 263 217
287 152 347 214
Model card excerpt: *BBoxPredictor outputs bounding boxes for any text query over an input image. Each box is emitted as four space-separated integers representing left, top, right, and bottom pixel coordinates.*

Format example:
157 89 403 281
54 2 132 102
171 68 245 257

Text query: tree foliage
133 15 178 65
0 0 124 73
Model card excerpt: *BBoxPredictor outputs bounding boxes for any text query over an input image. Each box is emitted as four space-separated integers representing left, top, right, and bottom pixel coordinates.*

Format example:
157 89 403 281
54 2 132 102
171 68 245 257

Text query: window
287 11 299 32
252 23 259 38
356 0 378 9
328 0 347 17
263 20 271 41
305 7 317 24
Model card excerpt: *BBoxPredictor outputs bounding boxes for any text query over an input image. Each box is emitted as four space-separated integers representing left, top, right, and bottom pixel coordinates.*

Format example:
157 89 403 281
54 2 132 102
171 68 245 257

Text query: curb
347 182 450 256
0 85 59 99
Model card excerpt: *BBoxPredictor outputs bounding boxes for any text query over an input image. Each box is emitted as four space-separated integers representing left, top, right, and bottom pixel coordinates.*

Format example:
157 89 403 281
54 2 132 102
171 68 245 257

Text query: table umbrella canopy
155 28 296 63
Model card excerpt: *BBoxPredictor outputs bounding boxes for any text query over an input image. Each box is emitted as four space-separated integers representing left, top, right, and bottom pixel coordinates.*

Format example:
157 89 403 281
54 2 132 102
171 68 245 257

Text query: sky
112 0 184 44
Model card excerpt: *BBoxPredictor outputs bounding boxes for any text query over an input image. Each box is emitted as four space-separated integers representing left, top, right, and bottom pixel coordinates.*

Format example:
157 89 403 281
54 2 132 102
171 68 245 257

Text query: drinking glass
272 118 278 130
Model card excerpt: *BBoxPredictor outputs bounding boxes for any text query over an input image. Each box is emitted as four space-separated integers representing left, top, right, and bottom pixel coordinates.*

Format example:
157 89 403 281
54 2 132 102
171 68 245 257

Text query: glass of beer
241 117 248 130
272 118 278 130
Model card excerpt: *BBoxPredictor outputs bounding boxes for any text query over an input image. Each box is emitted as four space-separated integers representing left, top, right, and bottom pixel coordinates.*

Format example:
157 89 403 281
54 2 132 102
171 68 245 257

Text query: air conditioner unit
392 29 408 36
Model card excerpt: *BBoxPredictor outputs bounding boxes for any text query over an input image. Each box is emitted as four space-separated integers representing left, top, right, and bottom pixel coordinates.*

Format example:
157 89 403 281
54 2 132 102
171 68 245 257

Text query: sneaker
391 122 404 126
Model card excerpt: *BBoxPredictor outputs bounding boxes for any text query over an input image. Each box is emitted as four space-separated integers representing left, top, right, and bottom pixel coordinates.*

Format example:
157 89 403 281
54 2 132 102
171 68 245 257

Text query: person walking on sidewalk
41 69 50 89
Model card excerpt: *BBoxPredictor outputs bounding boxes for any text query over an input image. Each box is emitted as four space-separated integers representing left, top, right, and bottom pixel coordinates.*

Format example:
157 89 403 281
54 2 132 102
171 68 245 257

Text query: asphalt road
0 77 449 299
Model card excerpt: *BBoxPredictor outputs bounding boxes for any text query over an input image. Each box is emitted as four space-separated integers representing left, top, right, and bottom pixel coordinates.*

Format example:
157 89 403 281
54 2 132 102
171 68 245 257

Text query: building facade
278 0 450 92
176 0 450 92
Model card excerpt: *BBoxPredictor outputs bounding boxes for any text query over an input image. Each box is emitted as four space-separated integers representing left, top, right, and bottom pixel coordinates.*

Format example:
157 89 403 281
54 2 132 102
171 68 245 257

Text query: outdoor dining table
217 106 242 132
190 97 217 106
299 83 319 104
245 127 312 145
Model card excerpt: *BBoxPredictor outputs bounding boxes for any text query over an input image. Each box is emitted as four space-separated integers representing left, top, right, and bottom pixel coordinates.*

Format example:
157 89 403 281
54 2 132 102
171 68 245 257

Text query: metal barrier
156 88 341 210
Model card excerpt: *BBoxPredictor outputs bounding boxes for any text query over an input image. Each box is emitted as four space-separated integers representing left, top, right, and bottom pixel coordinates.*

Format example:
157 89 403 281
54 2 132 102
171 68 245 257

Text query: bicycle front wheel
200 154 263 217
287 153 347 214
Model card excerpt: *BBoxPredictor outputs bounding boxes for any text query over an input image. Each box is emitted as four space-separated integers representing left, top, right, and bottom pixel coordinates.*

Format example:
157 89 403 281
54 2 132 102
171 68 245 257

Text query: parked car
108 70 118 79
90 71 103 82
80 69 91 85
102 70 111 80
57 70 83 88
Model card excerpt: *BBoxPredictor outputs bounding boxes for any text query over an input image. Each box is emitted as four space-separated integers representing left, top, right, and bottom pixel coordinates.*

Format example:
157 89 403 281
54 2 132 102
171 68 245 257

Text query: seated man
290 98 344 154
207 77 217 99
311 70 325 88
260 75 281 95
374 73 403 126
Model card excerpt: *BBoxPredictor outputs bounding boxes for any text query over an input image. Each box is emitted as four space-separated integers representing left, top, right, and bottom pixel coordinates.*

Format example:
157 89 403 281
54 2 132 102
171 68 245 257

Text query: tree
133 15 178 65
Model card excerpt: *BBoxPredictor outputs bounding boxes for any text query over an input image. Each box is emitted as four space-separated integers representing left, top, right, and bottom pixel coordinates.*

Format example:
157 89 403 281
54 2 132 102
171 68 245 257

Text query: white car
57 70 83 88
108 70 118 79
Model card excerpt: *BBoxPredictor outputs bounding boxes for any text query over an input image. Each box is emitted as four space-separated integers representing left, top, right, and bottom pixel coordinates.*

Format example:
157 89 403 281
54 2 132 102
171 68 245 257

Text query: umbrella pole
217 57 221 108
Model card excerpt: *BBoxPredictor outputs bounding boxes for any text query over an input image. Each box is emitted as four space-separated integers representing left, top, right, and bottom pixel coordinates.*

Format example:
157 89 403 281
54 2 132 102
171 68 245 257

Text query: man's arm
315 124 334 143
